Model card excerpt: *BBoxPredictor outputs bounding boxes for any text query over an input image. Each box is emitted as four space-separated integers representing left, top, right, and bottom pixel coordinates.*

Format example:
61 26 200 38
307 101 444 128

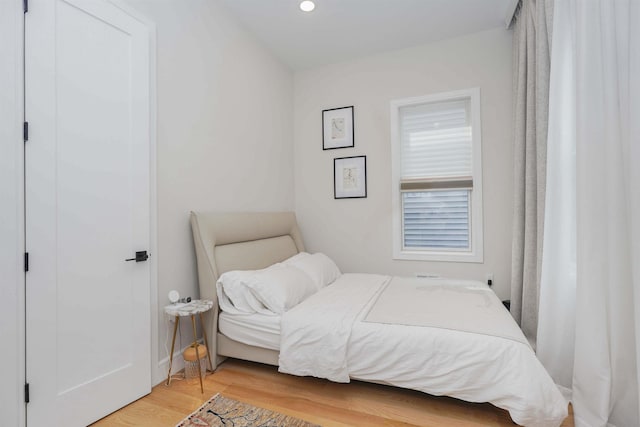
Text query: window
391 88 483 262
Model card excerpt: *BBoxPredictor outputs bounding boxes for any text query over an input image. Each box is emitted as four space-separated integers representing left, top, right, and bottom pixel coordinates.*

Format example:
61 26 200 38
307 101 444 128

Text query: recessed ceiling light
299 1 315 12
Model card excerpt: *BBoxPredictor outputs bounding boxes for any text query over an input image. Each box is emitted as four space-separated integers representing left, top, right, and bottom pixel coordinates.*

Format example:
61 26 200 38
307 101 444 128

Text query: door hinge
23 122 29 142
24 252 29 272
23 0 28 14
24 383 30 403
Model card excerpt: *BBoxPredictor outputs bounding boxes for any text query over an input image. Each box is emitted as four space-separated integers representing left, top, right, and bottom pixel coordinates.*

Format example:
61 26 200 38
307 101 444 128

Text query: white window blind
402 190 470 249
399 98 473 251
400 100 472 180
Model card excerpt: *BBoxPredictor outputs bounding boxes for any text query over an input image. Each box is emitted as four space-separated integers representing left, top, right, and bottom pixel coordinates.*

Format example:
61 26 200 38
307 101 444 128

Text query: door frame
14 2 158 426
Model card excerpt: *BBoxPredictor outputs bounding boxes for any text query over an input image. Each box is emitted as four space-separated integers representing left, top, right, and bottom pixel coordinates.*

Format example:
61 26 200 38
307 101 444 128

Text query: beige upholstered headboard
190 211 305 366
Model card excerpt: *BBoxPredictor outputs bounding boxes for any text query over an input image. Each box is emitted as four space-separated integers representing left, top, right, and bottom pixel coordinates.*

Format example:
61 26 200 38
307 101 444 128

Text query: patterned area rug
176 394 319 427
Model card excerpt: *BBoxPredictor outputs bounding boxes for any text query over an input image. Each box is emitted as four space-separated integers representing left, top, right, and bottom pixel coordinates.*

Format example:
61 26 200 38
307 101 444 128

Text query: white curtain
538 0 640 426
536 0 576 400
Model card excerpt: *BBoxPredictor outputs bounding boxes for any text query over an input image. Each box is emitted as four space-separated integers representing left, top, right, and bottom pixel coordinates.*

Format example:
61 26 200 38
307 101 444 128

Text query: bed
190 211 568 427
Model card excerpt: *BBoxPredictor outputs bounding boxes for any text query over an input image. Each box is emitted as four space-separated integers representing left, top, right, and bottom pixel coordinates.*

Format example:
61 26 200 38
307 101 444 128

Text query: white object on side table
164 299 214 393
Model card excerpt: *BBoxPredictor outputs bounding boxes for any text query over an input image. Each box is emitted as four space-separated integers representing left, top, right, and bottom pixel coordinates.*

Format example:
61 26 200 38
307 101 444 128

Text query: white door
25 1 152 426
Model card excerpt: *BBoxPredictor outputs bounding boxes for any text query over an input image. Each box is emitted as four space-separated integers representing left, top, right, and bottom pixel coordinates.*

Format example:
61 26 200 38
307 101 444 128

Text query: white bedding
279 273 568 427
218 312 280 350
365 276 527 344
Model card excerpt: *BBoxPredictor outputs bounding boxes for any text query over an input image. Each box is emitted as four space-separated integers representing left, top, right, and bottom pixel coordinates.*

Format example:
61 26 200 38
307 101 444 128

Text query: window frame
390 88 484 263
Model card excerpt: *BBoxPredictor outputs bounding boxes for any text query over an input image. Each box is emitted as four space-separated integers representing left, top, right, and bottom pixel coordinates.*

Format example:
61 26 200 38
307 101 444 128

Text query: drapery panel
510 0 554 347
538 0 640 425
536 0 576 400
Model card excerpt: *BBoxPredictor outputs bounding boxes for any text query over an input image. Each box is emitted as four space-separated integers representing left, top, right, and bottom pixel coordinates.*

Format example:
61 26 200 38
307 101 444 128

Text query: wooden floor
93 359 574 427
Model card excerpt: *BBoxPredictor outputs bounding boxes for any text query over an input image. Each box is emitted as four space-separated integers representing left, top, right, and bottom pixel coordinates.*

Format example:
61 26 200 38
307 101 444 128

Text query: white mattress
218 312 281 350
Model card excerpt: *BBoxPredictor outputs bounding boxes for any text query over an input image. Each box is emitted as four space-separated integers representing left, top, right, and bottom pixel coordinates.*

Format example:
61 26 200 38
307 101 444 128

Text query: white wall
294 28 513 299
1 6 511 423
0 1 24 426
123 0 294 382
1 0 294 419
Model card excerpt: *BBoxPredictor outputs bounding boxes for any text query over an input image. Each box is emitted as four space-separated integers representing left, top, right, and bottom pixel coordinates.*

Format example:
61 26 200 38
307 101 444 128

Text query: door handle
126 251 149 262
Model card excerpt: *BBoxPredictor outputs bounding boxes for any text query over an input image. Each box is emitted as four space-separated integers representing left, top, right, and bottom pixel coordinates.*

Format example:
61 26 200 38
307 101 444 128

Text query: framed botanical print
334 155 367 199
322 106 354 150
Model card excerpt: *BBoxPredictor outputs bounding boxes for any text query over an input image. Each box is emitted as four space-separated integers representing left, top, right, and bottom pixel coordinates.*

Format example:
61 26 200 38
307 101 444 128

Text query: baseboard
154 339 205 387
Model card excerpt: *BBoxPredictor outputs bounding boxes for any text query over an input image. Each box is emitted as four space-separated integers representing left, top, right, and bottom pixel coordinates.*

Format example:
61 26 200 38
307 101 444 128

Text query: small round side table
164 299 214 393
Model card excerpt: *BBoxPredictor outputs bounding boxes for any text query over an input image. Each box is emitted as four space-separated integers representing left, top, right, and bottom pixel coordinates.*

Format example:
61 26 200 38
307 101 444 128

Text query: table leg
191 315 204 393
166 316 179 385
199 312 214 372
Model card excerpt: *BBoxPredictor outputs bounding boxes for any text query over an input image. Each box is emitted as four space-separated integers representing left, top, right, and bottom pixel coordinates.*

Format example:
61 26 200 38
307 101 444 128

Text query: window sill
393 249 483 263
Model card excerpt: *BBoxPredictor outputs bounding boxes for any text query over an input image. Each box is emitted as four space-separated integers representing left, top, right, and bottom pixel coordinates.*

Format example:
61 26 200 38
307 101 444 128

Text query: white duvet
279 274 568 427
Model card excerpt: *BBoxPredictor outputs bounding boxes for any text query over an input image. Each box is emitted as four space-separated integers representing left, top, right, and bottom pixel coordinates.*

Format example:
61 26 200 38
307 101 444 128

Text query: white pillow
281 251 311 264
243 264 317 314
285 252 341 289
216 270 273 315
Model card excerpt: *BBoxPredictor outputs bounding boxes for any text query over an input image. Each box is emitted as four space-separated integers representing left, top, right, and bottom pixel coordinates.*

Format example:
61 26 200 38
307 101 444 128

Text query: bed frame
190 211 305 370
189 212 568 426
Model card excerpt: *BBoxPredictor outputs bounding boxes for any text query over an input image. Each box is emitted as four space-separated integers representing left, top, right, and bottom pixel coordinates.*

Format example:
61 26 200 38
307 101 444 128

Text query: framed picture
334 156 367 199
322 106 354 150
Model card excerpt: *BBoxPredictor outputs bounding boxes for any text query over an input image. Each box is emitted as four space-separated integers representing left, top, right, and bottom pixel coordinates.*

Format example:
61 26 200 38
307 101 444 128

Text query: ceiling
218 0 515 70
